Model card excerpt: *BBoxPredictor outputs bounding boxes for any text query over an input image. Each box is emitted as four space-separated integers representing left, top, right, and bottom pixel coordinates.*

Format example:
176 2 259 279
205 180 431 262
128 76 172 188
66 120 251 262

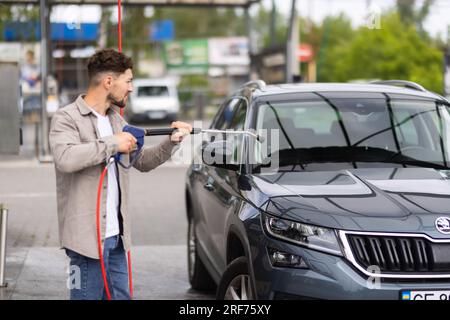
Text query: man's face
107 68 133 108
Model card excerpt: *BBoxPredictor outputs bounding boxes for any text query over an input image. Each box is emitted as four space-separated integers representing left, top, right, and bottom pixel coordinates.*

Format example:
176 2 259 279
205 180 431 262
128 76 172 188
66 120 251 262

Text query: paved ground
0 119 215 300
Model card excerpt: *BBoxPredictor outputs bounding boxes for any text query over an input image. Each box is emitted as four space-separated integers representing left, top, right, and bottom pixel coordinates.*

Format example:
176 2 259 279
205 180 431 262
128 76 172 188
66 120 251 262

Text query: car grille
347 234 450 274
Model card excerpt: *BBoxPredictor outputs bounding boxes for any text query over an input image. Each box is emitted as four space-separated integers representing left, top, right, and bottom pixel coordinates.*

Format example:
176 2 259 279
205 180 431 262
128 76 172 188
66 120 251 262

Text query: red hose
127 251 134 298
96 160 134 300
96 165 112 300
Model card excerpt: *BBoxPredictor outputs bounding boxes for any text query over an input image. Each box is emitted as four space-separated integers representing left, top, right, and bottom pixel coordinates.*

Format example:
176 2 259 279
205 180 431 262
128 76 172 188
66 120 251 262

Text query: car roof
252 83 444 101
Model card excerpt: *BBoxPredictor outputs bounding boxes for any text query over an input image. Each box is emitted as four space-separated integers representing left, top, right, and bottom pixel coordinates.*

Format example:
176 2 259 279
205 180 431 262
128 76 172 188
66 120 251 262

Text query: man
49 49 192 300
21 50 40 88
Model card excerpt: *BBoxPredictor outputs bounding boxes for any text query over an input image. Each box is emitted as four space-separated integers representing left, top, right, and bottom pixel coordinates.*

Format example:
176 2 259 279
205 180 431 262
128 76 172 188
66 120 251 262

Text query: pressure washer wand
115 126 263 169
144 127 202 136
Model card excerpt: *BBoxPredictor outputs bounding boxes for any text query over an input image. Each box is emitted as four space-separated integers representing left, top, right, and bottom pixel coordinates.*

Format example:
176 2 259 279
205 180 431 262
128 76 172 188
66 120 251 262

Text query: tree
396 0 435 35
332 13 443 93
312 14 356 82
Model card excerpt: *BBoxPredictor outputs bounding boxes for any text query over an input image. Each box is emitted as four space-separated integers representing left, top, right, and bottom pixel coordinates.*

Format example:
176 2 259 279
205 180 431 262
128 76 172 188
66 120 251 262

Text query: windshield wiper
253 146 448 172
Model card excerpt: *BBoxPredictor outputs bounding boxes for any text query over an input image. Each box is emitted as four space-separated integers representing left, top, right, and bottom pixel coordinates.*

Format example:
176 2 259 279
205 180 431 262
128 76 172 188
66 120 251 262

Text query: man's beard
107 93 127 108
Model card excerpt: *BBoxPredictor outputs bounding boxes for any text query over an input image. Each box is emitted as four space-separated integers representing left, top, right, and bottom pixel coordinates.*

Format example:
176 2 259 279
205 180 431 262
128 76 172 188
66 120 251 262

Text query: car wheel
187 215 216 291
216 257 254 300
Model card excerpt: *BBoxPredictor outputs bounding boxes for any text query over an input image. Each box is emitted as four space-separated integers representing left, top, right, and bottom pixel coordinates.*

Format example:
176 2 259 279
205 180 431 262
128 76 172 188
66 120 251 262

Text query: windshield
137 86 170 97
253 96 450 173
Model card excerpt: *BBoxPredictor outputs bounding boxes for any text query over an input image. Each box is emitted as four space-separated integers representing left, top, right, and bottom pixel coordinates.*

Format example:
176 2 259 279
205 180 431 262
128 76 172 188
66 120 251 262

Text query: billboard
163 39 209 74
208 37 249 66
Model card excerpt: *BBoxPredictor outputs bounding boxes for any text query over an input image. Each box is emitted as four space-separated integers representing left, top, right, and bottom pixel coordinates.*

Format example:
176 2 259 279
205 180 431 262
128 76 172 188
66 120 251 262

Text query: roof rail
242 80 266 90
370 80 427 92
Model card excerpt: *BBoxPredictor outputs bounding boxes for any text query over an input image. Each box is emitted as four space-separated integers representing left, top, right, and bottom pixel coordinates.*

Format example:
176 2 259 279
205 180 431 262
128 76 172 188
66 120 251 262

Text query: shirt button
103 215 106 219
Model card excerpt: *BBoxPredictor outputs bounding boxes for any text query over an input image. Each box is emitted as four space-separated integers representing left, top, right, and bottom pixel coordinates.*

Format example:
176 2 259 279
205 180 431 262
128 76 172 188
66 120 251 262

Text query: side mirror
201 140 239 171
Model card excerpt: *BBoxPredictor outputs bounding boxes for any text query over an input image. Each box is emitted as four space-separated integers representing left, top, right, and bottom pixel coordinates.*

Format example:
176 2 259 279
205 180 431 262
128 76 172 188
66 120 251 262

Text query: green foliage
396 0 435 35
314 14 356 82
326 13 443 93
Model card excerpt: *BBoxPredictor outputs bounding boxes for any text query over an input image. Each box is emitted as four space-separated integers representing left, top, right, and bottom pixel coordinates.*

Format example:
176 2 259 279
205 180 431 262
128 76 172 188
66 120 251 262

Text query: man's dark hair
87 49 133 85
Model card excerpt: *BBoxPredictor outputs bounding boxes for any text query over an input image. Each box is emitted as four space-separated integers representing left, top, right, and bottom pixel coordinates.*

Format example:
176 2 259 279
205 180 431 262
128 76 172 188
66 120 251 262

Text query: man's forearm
133 136 178 172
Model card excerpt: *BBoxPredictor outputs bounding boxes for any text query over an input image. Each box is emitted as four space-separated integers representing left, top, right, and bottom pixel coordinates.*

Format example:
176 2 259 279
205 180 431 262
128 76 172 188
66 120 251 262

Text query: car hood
244 168 450 236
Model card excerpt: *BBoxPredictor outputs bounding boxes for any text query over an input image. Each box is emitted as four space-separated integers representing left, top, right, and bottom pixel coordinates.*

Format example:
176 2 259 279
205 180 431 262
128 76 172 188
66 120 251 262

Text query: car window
228 99 247 165
253 98 450 172
229 101 246 130
214 98 241 130
137 86 169 97
393 109 420 147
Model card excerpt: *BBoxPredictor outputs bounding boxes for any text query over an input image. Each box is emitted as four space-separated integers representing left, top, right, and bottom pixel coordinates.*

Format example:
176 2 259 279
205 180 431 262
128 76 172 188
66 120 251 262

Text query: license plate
147 111 166 119
401 290 450 300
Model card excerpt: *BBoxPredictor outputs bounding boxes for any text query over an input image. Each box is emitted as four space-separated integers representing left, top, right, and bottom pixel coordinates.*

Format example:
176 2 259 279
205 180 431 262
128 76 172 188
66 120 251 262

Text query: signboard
297 44 314 62
163 39 208 74
150 20 174 42
208 37 249 66
51 23 99 41
4 22 98 41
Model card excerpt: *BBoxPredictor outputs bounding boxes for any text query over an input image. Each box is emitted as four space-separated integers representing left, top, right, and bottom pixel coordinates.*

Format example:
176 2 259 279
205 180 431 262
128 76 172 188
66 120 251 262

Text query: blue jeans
65 235 131 300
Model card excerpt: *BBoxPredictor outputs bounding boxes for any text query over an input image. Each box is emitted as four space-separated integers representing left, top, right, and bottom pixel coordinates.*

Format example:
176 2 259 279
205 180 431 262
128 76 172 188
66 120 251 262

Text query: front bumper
250 231 450 300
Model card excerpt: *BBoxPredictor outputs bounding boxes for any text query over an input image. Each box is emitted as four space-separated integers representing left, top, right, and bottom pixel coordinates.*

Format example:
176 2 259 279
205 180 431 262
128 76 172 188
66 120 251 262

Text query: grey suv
185 80 450 300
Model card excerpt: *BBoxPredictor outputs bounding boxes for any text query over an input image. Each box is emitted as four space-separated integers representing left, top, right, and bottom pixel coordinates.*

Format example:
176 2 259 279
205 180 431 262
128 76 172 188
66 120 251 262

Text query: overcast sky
50 0 449 40
263 0 449 39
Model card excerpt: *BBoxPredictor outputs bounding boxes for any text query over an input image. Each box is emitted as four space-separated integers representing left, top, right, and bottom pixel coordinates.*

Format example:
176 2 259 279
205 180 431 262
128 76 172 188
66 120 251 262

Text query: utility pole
286 0 299 83
270 0 277 47
39 0 52 162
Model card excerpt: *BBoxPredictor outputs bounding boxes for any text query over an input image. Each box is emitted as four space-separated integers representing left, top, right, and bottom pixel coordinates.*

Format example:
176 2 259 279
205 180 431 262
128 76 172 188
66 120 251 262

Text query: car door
194 97 248 273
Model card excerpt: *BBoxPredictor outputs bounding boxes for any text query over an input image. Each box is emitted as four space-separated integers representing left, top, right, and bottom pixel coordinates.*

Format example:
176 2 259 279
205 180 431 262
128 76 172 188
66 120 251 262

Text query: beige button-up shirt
49 95 178 259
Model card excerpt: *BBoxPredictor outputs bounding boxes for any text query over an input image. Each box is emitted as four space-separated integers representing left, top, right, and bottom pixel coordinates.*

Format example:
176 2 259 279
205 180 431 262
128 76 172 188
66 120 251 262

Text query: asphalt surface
0 119 215 300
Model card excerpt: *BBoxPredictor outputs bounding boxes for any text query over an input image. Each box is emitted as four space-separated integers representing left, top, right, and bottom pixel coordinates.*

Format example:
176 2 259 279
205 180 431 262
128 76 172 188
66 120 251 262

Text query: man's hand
170 121 193 143
116 132 137 153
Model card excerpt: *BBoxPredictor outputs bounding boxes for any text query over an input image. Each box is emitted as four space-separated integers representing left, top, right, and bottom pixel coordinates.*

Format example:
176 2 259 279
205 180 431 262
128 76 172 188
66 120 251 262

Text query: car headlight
263 214 343 256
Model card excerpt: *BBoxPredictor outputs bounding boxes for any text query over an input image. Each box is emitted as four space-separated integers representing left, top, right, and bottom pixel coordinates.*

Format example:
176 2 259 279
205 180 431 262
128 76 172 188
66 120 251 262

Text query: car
185 79 450 300
125 78 180 123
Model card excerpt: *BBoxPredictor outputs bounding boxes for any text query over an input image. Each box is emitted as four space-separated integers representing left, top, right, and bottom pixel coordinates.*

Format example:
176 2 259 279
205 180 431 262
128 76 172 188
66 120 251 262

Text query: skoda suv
185 80 450 300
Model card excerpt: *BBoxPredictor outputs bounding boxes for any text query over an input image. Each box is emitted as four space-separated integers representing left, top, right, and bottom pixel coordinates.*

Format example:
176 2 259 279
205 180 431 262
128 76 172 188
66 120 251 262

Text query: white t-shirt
90 108 120 238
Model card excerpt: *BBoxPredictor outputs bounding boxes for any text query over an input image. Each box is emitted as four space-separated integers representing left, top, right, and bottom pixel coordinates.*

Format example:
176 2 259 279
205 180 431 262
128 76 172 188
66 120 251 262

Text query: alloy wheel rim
224 274 252 300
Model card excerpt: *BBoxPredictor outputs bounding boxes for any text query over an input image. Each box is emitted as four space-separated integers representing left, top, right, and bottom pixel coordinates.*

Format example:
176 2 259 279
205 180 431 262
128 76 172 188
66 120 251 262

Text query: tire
187 215 216 291
216 257 255 300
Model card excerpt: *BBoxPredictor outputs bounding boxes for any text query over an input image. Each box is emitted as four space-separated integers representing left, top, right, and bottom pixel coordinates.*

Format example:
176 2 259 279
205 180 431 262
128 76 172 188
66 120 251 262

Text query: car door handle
203 182 215 191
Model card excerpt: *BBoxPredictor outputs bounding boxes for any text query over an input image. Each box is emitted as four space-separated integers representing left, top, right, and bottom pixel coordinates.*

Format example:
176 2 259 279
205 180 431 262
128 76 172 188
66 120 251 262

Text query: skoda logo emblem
435 217 450 234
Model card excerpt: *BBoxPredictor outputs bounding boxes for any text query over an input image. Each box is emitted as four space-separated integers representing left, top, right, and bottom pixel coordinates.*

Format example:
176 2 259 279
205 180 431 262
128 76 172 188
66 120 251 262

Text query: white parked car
126 78 180 122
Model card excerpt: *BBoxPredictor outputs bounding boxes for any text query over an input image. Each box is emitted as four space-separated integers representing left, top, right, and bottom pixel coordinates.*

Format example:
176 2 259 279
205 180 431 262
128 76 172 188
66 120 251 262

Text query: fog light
268 248 308 269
